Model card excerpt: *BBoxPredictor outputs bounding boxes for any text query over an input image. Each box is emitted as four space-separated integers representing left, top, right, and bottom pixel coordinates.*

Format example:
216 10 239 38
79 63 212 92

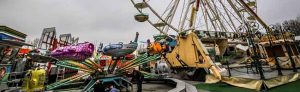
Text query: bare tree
33 38 40 49
281 16 300 36
297 16 300 22
271 23 282 39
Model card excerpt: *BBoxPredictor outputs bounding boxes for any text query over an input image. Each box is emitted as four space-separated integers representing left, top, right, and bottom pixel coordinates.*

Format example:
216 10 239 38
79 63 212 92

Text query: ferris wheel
131 0 262 40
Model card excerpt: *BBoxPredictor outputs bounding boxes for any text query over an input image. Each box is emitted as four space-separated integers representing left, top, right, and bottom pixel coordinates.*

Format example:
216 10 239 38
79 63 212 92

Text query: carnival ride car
102 32 140 72
103 32 139 59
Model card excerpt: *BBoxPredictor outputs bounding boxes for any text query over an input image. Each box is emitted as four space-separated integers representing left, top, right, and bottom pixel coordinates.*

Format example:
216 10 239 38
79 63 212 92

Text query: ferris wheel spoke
162 0 180 33
213 1 237 33
178 0 194 32
219 0 239 32
200 0 218 31
204 0 228 32
143 1 180 32
199 1 210 31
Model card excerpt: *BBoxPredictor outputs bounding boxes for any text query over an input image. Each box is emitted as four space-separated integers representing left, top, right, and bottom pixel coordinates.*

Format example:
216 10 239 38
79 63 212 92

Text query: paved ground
132 83 173 92
183 80 209 92
44 83 173 92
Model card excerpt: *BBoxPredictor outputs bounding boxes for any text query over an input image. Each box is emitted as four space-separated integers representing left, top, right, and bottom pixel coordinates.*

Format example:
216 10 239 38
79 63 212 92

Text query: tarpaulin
205 73 300 91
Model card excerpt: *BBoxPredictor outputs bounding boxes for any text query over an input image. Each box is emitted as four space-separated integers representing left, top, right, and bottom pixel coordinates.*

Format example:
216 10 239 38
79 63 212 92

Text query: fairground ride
131 0 300 80
131 0 263 80
131 0 300 91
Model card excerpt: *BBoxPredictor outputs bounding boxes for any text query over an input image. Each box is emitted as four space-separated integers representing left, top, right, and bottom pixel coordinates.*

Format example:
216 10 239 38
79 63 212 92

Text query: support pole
226 60 231 77
247 32 266 79
279 27 297 72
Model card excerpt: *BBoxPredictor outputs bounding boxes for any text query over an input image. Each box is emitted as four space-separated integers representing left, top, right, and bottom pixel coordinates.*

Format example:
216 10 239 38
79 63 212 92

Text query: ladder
56 66 65 82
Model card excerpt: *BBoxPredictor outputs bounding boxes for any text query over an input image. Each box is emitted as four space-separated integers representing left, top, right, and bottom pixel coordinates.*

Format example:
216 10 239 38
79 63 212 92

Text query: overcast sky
0 0 299 44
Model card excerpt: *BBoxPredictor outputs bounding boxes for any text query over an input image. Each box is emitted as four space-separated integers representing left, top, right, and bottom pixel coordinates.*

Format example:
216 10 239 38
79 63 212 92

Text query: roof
0 39 32 47
0 25 27 38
